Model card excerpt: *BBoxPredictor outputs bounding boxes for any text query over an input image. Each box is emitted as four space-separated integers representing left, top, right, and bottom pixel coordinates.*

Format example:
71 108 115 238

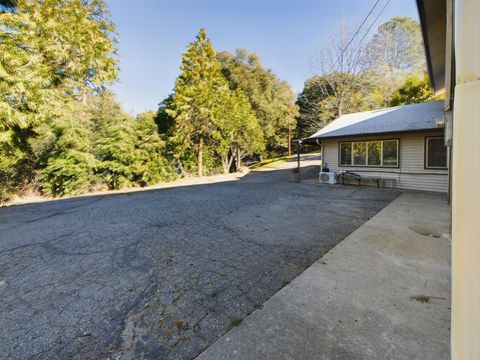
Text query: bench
337 171 396 188
372 177 396 188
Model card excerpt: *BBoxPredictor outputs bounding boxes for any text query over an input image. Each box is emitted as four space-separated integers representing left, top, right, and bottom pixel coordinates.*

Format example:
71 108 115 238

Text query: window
352 142 367 165
425 137 447 169
340 143 352 165
383 140 399 167
339 139 399 167
368 141 382 166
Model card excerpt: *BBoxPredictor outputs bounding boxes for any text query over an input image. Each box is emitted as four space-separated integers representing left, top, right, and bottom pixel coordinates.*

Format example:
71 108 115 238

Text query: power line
332 0 381 69
350 0 392 67
355 0 392 51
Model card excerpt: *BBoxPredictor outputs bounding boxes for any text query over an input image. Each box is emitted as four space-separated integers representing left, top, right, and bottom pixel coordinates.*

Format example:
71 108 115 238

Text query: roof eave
417 0 437 91
308 127 444 141
416 0 447 93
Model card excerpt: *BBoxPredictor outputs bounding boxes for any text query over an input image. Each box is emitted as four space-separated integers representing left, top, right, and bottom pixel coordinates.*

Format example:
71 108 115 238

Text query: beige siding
322 131 448 192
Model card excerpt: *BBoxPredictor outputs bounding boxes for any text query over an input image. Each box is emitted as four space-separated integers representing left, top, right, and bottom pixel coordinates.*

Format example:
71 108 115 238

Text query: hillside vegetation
0 2 436 203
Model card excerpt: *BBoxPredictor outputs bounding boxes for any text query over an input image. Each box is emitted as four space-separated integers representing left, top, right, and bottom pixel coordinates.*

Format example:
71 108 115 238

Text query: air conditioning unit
319 172 336 184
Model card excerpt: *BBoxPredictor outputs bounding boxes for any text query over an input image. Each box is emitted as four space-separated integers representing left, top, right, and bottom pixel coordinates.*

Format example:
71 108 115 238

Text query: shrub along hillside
0 2 296 203
0 0 177 202
0 2 438 204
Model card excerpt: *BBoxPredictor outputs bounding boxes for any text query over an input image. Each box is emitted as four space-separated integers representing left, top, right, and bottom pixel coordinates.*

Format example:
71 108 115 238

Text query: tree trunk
222 156 229 174
338 96 344 117
236 144 241 170
197 134 203 177
222 153 236 174
229 153 235 172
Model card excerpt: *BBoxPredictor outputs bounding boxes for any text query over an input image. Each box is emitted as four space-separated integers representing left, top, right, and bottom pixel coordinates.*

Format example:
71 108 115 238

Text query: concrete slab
198 192 451 360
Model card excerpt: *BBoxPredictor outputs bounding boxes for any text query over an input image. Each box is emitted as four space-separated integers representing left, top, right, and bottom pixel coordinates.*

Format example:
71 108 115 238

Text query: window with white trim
425 137 447 169
339 139 399 167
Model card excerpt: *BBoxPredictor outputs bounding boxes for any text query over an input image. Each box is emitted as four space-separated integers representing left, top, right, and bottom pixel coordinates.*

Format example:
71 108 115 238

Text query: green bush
40 151 96 197
132 111 178 185
92 109 139 189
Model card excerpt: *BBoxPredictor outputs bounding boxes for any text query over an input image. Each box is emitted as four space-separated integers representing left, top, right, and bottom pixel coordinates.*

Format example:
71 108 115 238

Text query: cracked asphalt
0 165 400 360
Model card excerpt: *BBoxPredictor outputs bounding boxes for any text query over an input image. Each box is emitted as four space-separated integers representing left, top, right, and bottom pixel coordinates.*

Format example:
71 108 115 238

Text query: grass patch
174 320 189 330
248 155 293 170
230 318 242 327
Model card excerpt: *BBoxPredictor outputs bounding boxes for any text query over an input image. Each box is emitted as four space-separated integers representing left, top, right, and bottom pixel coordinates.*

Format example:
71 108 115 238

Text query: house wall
452 0 480 358
322 131 448 192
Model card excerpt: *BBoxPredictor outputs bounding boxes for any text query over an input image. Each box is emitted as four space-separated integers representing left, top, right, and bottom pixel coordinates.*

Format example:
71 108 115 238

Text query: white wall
452 0 480 358
322 131 448 192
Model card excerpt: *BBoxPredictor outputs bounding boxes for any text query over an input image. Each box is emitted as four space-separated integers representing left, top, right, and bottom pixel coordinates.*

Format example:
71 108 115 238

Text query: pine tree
0 0 118 200
133 111 176 185
38 99 97 196
167 28 233 176
89 92 137 190
0 0 117 132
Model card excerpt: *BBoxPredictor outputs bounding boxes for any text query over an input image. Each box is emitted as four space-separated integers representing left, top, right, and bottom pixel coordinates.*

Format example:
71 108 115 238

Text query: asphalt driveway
0 165 399 359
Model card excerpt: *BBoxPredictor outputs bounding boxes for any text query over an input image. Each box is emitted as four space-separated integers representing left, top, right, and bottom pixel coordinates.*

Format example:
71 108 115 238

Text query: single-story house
306 100 448 192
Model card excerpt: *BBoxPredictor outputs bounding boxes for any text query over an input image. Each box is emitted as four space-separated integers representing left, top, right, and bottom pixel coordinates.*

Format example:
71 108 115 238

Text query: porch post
297 141 302 171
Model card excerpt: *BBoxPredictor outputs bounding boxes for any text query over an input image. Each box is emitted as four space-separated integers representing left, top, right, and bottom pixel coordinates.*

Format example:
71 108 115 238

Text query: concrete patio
198 191 451 360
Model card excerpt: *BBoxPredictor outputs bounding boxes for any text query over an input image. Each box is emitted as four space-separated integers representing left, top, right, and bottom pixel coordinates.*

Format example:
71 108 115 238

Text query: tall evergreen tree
90 91 138 190
38 99 97 196
155 94 175 135
167 28 234 176
0 0 118 200
0 0 117 132
133 111 176 185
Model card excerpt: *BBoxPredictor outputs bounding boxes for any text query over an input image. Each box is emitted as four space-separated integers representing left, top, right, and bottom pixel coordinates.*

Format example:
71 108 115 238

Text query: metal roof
307 101 444 140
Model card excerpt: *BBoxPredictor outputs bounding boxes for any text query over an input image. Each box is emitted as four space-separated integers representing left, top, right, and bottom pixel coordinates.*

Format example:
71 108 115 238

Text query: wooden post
297 141 302 171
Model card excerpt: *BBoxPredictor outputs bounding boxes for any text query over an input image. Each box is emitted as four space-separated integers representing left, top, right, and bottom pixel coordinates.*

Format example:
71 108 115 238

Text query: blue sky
106 0 419 115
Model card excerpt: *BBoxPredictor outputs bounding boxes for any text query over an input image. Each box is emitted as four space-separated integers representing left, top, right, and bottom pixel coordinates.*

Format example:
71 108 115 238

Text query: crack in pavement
0 169 400 360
